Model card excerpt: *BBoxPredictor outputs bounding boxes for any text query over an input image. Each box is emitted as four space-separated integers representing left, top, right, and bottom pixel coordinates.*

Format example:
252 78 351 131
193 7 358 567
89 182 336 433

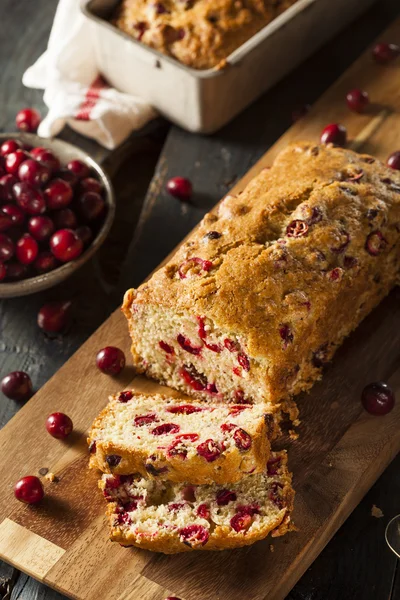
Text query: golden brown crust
124 142 400 406
112 0 299 70
89 391 278 484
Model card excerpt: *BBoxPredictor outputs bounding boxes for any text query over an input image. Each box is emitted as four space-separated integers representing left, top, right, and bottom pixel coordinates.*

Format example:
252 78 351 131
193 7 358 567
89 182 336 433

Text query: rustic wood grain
1 13 400 600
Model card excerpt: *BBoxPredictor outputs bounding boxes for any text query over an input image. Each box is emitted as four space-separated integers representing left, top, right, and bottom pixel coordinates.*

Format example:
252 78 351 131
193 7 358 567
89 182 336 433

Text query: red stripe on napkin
75 76 108 121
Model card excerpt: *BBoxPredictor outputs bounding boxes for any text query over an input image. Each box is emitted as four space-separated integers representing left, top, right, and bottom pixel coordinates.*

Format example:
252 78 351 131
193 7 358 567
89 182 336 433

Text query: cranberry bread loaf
89 390 279 484
112 0 299 70
100 450 294 553
123 142 400 408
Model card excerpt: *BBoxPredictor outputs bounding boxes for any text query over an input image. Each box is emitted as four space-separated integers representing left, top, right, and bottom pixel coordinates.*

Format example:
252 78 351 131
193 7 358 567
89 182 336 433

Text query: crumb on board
45 472 59 483
269 544 274 553
289 429 299 441
38 467 48 476
371 505 384 518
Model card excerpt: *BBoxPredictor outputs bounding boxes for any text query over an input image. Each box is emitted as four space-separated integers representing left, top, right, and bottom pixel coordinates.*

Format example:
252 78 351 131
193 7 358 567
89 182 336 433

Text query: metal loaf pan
81 0 375 134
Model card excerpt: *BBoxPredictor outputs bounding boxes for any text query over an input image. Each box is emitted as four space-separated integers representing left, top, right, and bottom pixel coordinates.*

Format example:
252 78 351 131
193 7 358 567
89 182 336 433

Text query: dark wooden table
1 1 400 598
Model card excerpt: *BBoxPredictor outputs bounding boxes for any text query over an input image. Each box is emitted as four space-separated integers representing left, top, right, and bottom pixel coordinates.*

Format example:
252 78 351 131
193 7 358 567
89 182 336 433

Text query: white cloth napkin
23 0 157 150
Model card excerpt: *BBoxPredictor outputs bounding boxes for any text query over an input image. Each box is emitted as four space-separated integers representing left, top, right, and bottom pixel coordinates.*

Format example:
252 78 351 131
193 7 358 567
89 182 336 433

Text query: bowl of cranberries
0 132 115 297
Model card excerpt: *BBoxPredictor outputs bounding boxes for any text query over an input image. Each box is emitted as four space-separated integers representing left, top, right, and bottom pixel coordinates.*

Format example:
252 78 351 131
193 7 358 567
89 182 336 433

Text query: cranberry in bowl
0 133 115 298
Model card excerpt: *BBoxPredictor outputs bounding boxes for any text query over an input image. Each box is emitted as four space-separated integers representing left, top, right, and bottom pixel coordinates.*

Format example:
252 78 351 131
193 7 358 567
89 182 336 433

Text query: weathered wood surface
1 0 400 598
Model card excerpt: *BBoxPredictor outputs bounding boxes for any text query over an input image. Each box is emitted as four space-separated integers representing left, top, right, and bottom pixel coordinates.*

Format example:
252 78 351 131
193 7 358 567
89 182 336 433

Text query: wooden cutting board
1 18 400 600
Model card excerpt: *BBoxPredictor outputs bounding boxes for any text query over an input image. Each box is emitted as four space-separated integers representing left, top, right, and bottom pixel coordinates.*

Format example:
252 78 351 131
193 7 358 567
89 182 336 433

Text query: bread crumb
38 467 48 476
371 505 384 518
289 429 299 441
269 544 274 553
45 472 59 483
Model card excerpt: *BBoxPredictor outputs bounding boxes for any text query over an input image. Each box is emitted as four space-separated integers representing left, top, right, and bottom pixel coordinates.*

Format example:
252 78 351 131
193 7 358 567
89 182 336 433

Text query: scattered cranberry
134 413 158 426
177 333 202 355
79 177 103 194
13 182 46 215
0 139 21 157
320 123 347 146
216 489 237 506
67 159 90 180
361 381 395 415
0 263 5 281
0 234 14 261
75 225 93 246
14 475 44 504
15 108 41 133
37 300 72 333
44 179 73 210
230 512 252 532
117 390 133 403
365 230 387 256
151 423 180 436
106 454 122 467
196 504 210 520
292 103 311 122
1 371 33 401
346 89 369 113
237 352 250 371
5 150 30 175
76 191 105 221
197 439 221 462
179 524 209 548
2 204 25 227
167 404 202 414
19 159 50 187
179 364 207 391
233 428 252 450
387 151 400 170
31 148 60 173
53 208 77 230
286 219 309 238
16 234 38 265
159 340 175 354
34 251 58 274
50 229 83 262
178 257 213 279
46 412 73 439
166 176 192 201
96 346 126 375
372 42 400 64
28 215 54 241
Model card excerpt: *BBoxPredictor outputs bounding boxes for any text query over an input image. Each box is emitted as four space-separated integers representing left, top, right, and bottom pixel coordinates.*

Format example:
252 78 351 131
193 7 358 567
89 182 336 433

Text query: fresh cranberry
0 211 12 232
13 182 46 215
196 504 210 519
2 204 25 227
230 512 252 532
286 219 309 237
57 168 78 188
0 139 21 157
167 404 202 414
0 263 5 281
1 371 33 401
361 381 395 415
292 103 311 122
387 151 400 170
372 42 400 64
0 234 14 261
34 251 58 274
50 229 83 262
53 208 77 230
177 333 202 355
117 390 134 402
159 340 175 354
28 215 54 241
46 412 73 439
14 475 44 504
0 175 18 201
96 346 125 375
179 524 209 548
346 89 369 113
216 489 237 506
237 352 250 371
18 159 50 187
79 177 103 194
67 159 90 180
75 225 93 246
16 234 38 265
106 455 122 467
178 257 213 279
151 423 180 436
37 300 72 333
320 123 347 146
134 413 158 426
5 150 30 175
15 108 41 132
166 176 192 201
31 148 60 173
365 230 387 256
76 191 105 221
179 364 207 391
6 262 27 281
44 179 73 210
196 439 221 462
233 428 252 450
